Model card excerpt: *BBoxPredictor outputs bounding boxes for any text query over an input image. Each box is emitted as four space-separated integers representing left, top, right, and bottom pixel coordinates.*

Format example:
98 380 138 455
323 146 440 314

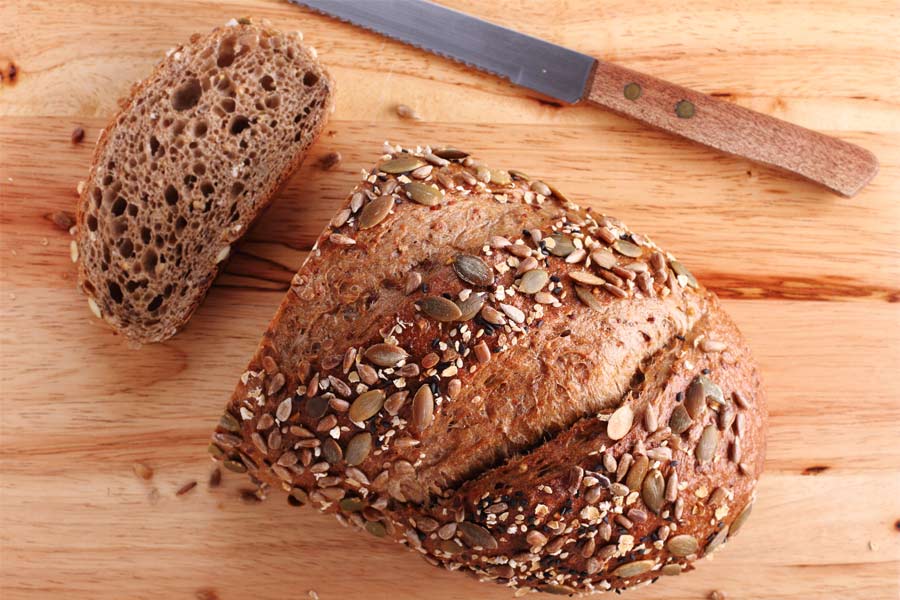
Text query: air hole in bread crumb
171 78 202 111
127 203 138 217
183 174 197 188
164 185 179 205
142 249 158 274
92 188 102 208
111 197 127 216
147 294 164 312
193 120 208 137
140 227 151 244
217 37 236 68
200 182 214 197
149 135 161 156
231 182 245 197
193 162 206 176
107 280 123 304
87 214 98 232
175 216 187 233
220 98 236 113
265 95 281 110
118 238 134 258
260 75 276 91
229 115 250 135
303 71 319 86
172 120 187 136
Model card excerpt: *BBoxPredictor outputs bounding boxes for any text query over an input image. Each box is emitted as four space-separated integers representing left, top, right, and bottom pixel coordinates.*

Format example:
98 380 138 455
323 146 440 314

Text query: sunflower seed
612 239 643 258
509 169 530 181
456 293 485 321
666 534 699 557
570 270 606 286
379 156 426 173
411 165 433 179
349 191 365 213
526 530 548 547
267 428 282 450
219 412 241 433
730 437 742 463
696 425 719 463
616 453 633 482
661 564 682 576
733 390 750 409
668 405 692 434
359 195 394 229
499 303 525 324
420 296 463 321
718 402 736 431
540 584 576 595
515 256 539 276
591 248 617 269
213 432 242 448
404 181 442 206
565 248 587 264
625 454 649 490
685 378 707 419
322 438 343 463
612 559 654 578
730 502 753 536
345 433 372 466
701 339 727 353
380 391 406 416
607 405 634 440
642 469 665 513
365 343 408 367
603 282 628 298
404 271 423 295
518 269 549 294
704 525 730 555
458 521 498 549
598 269 624 287
453 254 494 287
357 363 378 385
735 412 746 438
507 243 531 258
665 470 679 502
250 432 268 454
670 260 698 288
349 389 385 422
327 376 351 398
548 233 575 257
475 165 491 183
275 397 293 421
574 286 604 310
480 305 506 325
412 384 435 432
647 446 672 461
530 180 551 196
277 451 298 467
644 405 659 432
438 522 457 540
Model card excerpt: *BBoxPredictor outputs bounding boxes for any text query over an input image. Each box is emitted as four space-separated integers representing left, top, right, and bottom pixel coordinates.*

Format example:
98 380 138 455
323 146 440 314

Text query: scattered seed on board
176 481 197 496
318 151 342 170
133 462 153 481
71 126 85 144
395 103 422 120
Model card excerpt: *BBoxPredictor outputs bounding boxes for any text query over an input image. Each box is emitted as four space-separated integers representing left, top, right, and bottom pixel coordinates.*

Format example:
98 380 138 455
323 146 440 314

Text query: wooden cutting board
2 1 898 599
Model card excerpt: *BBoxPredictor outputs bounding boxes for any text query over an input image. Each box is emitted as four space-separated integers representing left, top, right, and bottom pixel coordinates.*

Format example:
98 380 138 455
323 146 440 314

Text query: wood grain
586 60 879 197
1 1 899 599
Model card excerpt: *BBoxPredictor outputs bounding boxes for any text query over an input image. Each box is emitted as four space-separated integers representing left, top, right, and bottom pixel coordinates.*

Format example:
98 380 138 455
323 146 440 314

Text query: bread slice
75 19 334 343
209 144 767 594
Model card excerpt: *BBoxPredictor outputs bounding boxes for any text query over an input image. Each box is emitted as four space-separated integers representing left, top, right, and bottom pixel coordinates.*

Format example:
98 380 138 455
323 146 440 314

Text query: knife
291 0 878 197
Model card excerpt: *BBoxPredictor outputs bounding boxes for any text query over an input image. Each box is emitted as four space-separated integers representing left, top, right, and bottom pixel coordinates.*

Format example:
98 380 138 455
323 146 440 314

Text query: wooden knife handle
586 60 878 197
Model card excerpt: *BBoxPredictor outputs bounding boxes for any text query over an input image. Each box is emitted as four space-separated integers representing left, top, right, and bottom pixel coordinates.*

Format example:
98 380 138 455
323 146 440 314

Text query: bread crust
210 144 767 594
75 20 334 343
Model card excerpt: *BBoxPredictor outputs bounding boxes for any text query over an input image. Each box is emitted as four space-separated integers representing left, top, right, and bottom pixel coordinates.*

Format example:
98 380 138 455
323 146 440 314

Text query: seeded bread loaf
75 19 333 343
209 144 767 595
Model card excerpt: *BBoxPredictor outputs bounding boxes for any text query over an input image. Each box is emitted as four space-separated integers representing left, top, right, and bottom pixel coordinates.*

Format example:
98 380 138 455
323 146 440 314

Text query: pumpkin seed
456 293 485 321
730 502 753 536
668 405 692 434
339 497 366 512
575 286 604 310
437 539 463 554
518 269 549 294
365 343 408 367
322 438 343 463
213 432 242 448
696 425 719 463
548 233 575 257
378 155 425 173
508 169 530 181
697 375 725 405
613 239 643 257
420 296 462 322
349 389 385 422
540 585 576 595
607 405 634 440
304 395 329 420
453 254 494 287
404 181 442 206
345 432 372 466
490 169 511 185
661 564 682 576
625 454 649 491
704 525 729 555
642 469 665 513
432 147 468 160
288 487 308 506
570 270 606 286
612 559 654 578
365 520 387 537
358 195 394 229
591 248 617 269
685 378 707 419
223 459 247 473
219 412 240 433
207 442 224 458
670 260 698 288
666 534 699 556
412 384 435 432
457 521 498 549
546 182 571 204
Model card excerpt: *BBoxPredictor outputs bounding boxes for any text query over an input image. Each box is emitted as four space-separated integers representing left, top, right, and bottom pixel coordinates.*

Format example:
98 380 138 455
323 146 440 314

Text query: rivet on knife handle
586 60 878 197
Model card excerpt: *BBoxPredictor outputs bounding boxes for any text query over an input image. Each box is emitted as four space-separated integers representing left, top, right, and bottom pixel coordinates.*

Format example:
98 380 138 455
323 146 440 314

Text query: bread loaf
75 19 333 343
209 144 767 594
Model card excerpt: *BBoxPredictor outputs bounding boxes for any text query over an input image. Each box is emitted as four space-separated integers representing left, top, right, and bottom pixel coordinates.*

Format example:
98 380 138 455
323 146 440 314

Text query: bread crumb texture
210 143 768 594
75 20 333 343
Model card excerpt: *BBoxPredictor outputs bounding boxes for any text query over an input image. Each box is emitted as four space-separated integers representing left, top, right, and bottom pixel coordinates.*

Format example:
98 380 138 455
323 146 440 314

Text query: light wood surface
1 1 899 599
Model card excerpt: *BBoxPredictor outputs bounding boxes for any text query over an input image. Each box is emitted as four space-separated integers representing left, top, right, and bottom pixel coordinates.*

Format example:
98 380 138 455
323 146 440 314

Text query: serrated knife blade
288 0 878 197
290 0 596 104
